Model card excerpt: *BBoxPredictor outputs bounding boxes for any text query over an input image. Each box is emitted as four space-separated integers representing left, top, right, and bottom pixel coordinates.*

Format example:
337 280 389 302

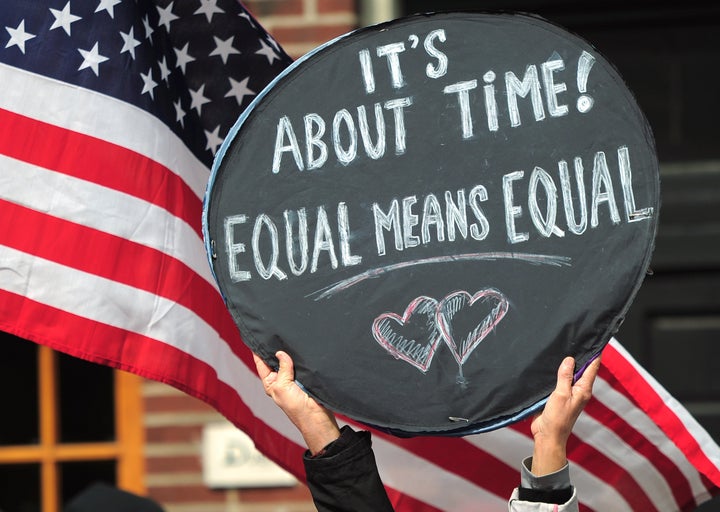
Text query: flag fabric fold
0 1 718 510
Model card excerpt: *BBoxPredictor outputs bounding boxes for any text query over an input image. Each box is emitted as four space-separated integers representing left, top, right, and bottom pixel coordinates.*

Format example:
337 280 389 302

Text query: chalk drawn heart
437 289 509 365
372 296 441 373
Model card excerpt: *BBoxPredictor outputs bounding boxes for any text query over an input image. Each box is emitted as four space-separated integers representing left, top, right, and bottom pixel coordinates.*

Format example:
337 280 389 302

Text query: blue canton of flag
0 0 292 165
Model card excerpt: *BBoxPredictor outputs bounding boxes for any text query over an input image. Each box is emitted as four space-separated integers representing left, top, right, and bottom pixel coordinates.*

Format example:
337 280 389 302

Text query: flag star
225 76 254 106
266 36 281 53
158 56 171 83
255 39 280 65
189 84 211 115
78 42 109 76
140 68 158 99
142 15 153 40
49 2 82 36
5 20 36 54
174 99 186 128
209 35 240 64
173 43 194 73
194 0 224 23
238 10 255 28
205 125 224 155
119 26 141 59
95 0 122 18
156 2 178 32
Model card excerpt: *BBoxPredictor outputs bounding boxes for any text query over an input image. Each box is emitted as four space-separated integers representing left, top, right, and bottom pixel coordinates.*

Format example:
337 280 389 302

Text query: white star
238 10 255 28
158 56 171 83
209 35 240 64
142 15 153 40
5 20 36 54
189 84 211 115
205 125 224 155
49 2 82 36
78 42 109 76
225 76 254 106
173 42 194 73
95 0 122 19
156 2 178 32
119 26 141 59
194 0 224 22
255 39 280 65
174 99 186 128
266 36 281 53
140 68 158 99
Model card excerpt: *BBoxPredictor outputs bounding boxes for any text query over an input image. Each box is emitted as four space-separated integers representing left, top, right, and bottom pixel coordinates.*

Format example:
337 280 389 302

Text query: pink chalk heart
372 296 441 373
437 289 509 365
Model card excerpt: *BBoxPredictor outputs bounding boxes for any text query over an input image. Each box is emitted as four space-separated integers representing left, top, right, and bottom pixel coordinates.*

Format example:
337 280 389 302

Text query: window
0 333 144 512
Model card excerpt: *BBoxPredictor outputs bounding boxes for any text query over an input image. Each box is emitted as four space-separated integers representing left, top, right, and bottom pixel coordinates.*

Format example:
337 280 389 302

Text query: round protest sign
203 12 659 435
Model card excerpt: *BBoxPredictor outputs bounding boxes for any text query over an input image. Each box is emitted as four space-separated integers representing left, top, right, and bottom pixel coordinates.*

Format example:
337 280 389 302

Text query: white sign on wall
202 422 297 488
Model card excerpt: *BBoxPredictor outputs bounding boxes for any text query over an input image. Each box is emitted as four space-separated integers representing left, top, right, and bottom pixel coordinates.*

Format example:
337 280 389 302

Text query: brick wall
143 4 358 510
143 380 316 512
243 0 358 58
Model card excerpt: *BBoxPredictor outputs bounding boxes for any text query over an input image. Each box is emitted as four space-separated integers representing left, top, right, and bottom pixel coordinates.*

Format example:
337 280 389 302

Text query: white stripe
369 434 508 511
0 62 209 198
610 338 720 477
467 427 634 512
0 154 217 289
572 408 678 510
0 246 500 510
594 375 710 501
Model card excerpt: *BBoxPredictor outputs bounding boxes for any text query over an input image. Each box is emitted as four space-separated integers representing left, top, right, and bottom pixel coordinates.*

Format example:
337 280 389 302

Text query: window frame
0 344 144 512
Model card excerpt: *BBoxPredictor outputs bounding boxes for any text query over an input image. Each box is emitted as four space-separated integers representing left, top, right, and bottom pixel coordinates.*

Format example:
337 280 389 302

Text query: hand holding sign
203 12 658 435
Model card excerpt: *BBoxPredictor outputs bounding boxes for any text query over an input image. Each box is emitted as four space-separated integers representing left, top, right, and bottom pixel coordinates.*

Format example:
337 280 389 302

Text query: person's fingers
275 350 295 383
555 356 575 396
573 356 602 403
253 353 272 380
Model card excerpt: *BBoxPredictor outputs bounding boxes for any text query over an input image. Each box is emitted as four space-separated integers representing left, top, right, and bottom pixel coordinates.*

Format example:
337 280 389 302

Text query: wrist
298 415 341 456
531 438 567 476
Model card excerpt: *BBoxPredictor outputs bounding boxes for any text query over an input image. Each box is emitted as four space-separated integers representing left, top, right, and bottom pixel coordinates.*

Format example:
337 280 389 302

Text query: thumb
275 351 295 384
556 356 575 395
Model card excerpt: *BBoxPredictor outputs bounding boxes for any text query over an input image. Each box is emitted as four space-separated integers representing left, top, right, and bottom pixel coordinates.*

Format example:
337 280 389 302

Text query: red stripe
602 343 720 488
586 389 696 510
0 107 203 238
386 488 442 512
0 288 308 474
0 199 243 354
510 418 657 511
0 288 444 511
365 425 517 503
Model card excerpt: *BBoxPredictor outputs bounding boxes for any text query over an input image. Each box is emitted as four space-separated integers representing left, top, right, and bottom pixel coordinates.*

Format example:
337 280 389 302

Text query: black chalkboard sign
203 12 659 435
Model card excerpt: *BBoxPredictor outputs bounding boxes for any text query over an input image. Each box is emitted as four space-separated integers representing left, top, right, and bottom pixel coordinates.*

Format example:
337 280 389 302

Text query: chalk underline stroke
309 252 572 300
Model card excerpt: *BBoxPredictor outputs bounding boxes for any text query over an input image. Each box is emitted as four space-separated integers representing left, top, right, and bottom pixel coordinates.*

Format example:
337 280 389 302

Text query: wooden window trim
0 344 144 512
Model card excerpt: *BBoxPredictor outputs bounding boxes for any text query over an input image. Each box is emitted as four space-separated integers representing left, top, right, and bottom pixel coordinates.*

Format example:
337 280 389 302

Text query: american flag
0 1 719 510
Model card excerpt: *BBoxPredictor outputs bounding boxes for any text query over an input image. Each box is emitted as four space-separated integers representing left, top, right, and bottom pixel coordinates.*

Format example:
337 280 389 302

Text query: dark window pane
0 333 39 445
58 352 115 442
650 315 720 400
0 463 41 512
61 460 117 506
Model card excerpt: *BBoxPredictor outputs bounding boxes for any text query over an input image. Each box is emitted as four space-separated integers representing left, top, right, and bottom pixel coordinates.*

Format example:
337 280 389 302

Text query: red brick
273 24 356 44
146 424 203 443
318 0 356 14
146 455 202 473
144 395 216 414
244 0 304 17
239 484 313 502
149 485 226 503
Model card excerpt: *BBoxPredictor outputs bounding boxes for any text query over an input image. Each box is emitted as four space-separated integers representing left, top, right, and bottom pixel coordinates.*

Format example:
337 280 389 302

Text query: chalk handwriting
224 202 361 283
372 296 442 373
372 288 509 381
227 145 652 282
271 98 413 173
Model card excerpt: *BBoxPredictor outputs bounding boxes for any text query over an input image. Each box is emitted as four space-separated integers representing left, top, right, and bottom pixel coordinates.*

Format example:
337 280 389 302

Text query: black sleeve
303 426 394 512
